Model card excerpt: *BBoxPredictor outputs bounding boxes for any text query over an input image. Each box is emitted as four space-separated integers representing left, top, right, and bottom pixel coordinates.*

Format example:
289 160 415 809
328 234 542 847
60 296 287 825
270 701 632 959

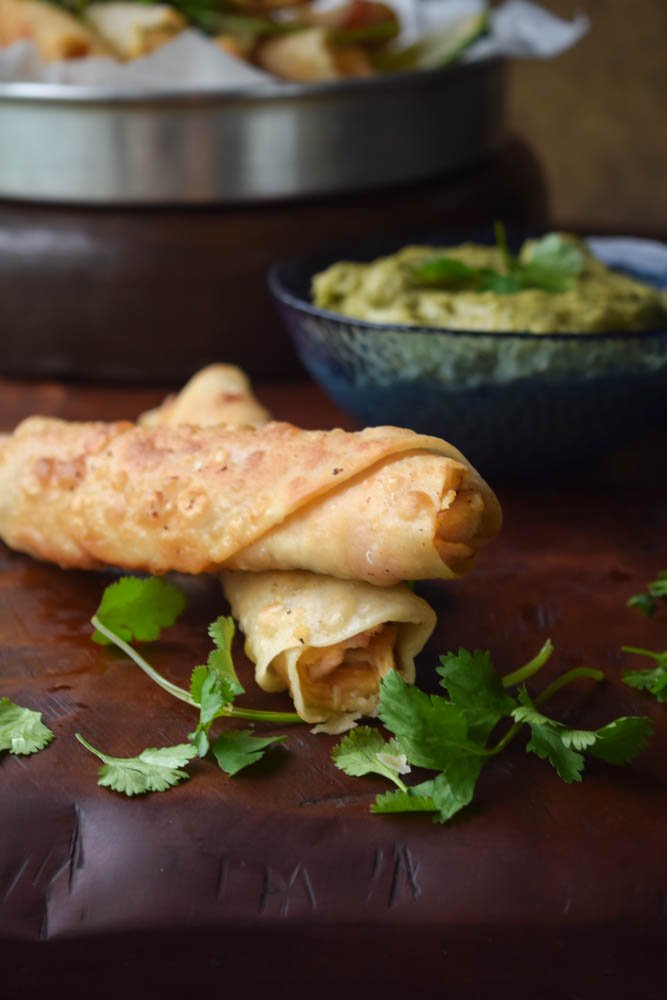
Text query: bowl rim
0 52 500 106
268 234 667 342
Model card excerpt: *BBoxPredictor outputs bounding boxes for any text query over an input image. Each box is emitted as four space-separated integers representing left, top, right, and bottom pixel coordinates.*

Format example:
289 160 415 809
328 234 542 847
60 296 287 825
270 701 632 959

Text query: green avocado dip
312 234 667 334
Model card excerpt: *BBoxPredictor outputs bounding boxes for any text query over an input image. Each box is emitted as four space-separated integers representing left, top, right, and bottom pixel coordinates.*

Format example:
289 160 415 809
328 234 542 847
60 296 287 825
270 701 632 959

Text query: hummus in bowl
269 233 667 476
311 235 667 334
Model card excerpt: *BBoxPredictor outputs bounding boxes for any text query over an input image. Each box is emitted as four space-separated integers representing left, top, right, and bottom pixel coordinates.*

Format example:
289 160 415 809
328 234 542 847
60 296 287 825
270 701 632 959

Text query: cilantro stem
494 219 513 274
75 732 114 764
91 614 196 705
534 667 604 705
485 722 520 757
91 615 302 725
486 666 604 757
621 645 662 663
221 706 302 724
502 638 554 688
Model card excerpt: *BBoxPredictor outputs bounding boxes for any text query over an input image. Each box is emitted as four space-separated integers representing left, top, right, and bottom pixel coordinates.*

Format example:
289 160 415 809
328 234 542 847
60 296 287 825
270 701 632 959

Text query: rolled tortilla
142 365 439 732
84 3 185 61
139 364 270 430
0 415 501 583
222 570 436 732
0 0 111 60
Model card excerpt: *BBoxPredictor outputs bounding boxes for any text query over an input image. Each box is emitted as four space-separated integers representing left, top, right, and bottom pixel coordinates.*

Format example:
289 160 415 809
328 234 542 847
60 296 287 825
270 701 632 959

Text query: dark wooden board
0 380 665 1000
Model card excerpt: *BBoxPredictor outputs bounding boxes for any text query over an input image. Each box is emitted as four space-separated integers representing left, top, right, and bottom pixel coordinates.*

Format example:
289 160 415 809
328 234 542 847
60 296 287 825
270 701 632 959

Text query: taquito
0 413 501 584
0 0 111 59
139 364 270 430
142 365 438 732
222 570 436 733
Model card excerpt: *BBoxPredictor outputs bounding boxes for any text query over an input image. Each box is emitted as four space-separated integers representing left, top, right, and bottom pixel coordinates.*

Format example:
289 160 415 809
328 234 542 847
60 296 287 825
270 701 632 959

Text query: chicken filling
274 623 399 715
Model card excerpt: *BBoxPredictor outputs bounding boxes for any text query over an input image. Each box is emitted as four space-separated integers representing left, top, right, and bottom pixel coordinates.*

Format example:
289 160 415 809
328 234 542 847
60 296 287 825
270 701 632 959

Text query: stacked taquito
140 365 440 732
0 365 501 732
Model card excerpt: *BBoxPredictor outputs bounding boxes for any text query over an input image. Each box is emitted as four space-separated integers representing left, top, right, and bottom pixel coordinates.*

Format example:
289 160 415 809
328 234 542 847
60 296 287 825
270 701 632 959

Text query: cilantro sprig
75 735 197 795
80 577 299 795
91 577 299 726
410 224 584 296
622 570 667 701
333 639 652 824
627 570 667 618
0 697 54 756
92 576 186 645
622 647 667 702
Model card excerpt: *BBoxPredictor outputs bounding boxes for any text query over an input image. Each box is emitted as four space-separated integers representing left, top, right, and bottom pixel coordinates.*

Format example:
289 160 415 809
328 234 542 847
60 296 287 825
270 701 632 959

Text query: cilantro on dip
312 232 667 334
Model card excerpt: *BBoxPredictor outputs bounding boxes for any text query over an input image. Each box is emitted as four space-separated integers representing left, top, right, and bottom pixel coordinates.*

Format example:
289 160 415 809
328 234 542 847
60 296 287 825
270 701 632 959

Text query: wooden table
0 378 665 1000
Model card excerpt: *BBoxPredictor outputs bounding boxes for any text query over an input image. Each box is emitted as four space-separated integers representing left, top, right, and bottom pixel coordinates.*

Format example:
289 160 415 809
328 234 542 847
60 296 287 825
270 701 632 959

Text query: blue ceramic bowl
268 236 667 477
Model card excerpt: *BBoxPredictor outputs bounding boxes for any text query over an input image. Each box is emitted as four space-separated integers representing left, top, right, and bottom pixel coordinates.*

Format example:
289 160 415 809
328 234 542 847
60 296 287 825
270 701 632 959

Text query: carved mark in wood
367 844 422 908
259 862 317 916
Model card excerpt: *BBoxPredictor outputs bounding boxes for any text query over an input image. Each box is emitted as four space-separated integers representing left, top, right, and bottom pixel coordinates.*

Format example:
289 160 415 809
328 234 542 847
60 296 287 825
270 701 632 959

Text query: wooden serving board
0 378 665 1000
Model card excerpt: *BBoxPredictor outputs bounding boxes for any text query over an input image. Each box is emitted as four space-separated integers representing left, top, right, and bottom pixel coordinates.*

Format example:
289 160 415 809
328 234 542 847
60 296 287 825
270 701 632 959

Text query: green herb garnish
411 225 584 296
212 730 287 776
333 640 652 823
621 647 667 702
0 697 54 756
331 726 411 790
75 734 197 795
88 576 300 794
621 570 667 700
91 575 186 645
627 570 667 617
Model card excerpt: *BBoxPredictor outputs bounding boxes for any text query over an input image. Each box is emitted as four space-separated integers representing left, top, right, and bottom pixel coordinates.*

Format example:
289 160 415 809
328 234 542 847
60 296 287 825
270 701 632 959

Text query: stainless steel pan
0 57 504 204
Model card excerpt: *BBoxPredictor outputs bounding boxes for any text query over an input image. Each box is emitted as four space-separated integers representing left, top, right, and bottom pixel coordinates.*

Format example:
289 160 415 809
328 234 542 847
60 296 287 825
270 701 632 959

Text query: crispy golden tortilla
0 416 500 583
0 0 110 60
223 569 436 732
139 364 484 732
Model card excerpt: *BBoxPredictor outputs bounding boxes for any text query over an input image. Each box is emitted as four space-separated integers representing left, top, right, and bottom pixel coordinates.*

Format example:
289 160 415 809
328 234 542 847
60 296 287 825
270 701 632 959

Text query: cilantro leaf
207 616 244 699
189 664 210 706
623 667 667 701
92 576 186 645
189 616 246 756
211 730 286 776
627 570 667 617
511 699 554 730
419 759 484 822
0 697 54 756
332 725 410 789
627 594 660 617
512 690 585 783
378 671 481 771
341 631 654 826
410 256 479 289
586 717 653 765
559 729 598 751
512 687 652 776
524 722 585 783
189 671 226 756
437 648 516 742
371 787 437 816
411 229 584 297
525 233 584 279
371 760 483 824
76 733 196 795
621 646 667 701
197 670 229 727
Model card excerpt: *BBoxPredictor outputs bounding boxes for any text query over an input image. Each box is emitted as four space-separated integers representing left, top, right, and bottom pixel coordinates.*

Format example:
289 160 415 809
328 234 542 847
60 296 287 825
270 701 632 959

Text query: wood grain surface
0 379 665 1000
